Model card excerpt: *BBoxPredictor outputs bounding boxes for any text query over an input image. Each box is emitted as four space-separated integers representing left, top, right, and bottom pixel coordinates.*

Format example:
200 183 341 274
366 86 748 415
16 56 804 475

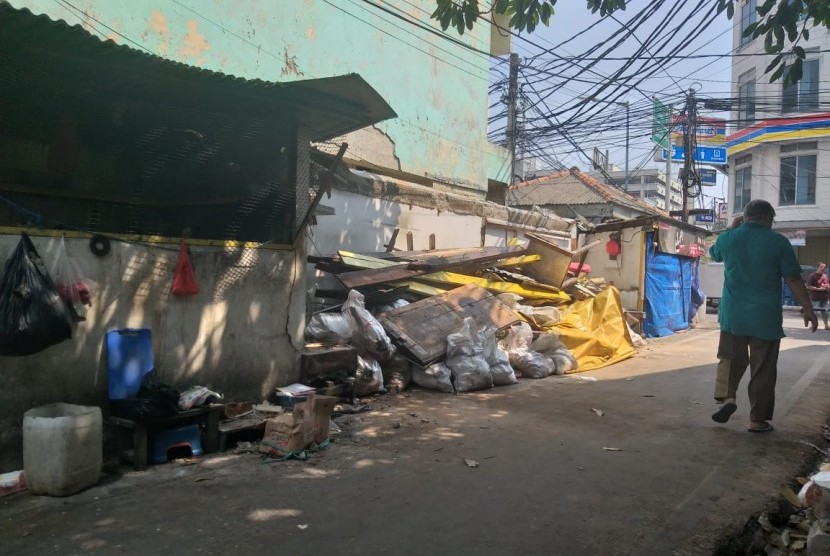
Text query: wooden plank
337 246 526 289
377 284 521 365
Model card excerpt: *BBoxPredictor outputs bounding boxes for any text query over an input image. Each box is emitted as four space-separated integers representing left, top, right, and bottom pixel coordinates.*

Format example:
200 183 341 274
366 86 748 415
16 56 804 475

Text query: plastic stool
150 424 203 464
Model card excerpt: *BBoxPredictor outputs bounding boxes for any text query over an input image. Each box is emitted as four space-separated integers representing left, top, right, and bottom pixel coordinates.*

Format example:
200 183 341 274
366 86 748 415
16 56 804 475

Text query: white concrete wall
583 228 645 311
311 189 484 255
0 233 306 471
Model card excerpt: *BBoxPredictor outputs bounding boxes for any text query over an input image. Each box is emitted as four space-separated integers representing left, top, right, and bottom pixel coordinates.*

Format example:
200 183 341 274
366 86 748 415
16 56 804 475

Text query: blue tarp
644 232 698 338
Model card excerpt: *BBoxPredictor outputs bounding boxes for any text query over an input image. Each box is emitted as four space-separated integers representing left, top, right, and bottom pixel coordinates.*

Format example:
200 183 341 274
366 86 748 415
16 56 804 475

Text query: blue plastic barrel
106 329 153 400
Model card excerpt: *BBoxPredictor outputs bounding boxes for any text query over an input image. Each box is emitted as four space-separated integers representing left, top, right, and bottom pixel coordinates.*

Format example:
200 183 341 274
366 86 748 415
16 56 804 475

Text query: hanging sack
0 233 72 355
50 235 92 322
171 241 199 296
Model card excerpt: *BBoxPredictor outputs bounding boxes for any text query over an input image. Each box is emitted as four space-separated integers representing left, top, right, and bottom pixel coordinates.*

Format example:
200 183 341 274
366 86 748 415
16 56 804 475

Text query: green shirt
709 222 802 340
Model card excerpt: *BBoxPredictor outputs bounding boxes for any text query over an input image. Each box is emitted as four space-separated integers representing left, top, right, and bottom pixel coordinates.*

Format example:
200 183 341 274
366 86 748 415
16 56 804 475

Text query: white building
726 0 830 263
602 167 684 212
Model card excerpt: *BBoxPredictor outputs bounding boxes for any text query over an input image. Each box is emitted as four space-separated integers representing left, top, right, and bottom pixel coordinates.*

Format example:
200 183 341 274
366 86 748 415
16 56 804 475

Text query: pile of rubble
302 235 634 398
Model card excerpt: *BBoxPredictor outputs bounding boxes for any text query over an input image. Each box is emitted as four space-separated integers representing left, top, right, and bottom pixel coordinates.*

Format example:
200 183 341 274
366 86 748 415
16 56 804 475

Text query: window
783 58 819 113
779 143 817 206
734 165 752 212
737 71 756 128
740 0 757 47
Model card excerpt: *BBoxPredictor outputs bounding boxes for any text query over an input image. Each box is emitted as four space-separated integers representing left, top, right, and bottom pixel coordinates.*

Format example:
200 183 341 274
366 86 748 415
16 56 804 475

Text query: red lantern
605 239 621 256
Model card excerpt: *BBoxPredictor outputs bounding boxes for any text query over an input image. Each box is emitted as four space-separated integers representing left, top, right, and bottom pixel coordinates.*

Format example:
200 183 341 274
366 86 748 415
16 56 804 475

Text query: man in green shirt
708 199 817 432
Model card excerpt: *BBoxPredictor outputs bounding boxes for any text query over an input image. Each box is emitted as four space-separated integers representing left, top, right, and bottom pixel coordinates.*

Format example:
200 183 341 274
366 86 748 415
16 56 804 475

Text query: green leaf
793 45 806 58
764 54 782 73
769 63 785 83
803 28 809 41
789 57 803 84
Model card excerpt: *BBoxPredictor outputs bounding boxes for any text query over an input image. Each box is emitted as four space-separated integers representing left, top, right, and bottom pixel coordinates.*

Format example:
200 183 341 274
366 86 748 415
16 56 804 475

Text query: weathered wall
583 228 645 311
9 0 508 194
0 233 306 471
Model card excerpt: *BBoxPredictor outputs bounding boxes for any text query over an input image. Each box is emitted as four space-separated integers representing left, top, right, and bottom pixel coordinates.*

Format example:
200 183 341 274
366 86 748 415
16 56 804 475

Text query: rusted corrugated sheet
0 3 396 141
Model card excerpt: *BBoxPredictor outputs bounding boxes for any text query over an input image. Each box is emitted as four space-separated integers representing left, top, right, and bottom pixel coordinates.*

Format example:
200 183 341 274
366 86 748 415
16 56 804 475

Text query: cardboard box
259 394 337 455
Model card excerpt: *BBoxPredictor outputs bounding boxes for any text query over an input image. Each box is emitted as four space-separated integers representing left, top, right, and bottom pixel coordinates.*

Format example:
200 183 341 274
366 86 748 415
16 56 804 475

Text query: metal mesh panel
294 127 312 238
0 47 299 244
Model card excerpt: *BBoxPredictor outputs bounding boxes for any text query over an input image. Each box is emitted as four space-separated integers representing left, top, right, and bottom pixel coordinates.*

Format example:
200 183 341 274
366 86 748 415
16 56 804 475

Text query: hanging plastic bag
50 235 92 322
0 233 72 355
171 241 199 296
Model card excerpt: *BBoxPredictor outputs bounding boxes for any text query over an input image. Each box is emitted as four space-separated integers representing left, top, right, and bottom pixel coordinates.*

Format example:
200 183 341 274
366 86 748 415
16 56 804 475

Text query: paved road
2 315 830 555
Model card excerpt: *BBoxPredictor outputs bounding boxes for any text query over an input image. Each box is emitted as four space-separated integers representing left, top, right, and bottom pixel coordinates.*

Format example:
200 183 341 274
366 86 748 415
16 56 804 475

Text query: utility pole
681 88 698 223
506 53 520 186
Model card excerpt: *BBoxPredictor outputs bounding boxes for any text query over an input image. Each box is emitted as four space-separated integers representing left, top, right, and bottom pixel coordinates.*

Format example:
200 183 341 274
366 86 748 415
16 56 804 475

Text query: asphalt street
2 314 829 555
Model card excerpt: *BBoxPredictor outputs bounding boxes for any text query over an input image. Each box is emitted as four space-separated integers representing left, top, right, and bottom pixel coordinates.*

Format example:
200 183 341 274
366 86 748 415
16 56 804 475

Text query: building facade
725 0 830 263
603 168 683 212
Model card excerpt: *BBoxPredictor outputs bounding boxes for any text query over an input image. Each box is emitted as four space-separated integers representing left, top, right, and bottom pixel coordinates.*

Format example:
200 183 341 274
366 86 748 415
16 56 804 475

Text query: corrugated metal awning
0 3 397 141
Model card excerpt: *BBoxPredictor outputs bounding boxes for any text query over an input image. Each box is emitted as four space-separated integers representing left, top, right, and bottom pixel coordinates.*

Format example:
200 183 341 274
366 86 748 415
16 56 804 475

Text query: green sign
652 97 670 150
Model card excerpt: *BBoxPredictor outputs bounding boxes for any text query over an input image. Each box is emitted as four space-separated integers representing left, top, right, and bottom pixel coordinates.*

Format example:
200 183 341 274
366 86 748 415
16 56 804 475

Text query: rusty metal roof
508 168 666 217
0 3 397 141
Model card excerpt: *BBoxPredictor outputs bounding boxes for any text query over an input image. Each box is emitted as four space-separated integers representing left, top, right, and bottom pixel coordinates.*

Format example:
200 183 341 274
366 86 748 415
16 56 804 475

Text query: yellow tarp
544 287 636 371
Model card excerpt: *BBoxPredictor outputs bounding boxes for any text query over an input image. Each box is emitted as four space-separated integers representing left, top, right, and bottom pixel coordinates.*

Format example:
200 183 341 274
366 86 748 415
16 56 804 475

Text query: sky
489 0 736 208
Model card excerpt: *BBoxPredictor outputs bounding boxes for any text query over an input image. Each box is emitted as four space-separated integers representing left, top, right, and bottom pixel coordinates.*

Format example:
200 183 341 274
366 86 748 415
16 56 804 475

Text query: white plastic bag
446 317 492 392
342 290 396 361
305 312 351 344
483 327 517 386
500 322 533 353
50 236 93 322
178 385 223 411
354 355 386 396
412 362 454 393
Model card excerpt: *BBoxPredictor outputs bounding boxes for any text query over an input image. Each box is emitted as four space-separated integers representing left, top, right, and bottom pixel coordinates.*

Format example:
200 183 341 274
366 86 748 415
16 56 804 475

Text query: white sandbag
483 327 517 386
500 321 533 353
446 317 492 392
508 350 556 379
531 332 567 355
552 347 579 374
412 362 454 393
342 290 396 361
517 304 562 326
305 312 351 344
371 298 410 316
381 354 412 394
354 355 386 396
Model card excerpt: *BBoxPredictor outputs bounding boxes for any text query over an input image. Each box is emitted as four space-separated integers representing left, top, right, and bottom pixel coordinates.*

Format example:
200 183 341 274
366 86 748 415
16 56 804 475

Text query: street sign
700 168 717 186
671 115 726 144
662 145 727 164
694 211 715 223
652 98 670 150
717 202 728 219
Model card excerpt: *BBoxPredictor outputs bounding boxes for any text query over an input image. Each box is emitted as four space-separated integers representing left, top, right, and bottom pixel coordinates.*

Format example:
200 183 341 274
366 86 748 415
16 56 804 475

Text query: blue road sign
694 211 715 223
663 145 727 164
700 168 717 186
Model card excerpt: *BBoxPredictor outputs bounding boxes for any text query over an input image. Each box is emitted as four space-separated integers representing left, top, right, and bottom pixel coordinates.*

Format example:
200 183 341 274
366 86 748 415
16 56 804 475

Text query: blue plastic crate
150 424 203 464
107 329 153 400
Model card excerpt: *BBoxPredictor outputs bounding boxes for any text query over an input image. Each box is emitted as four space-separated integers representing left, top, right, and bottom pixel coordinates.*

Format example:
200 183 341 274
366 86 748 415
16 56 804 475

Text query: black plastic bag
110 370 180 422
0 233 72 355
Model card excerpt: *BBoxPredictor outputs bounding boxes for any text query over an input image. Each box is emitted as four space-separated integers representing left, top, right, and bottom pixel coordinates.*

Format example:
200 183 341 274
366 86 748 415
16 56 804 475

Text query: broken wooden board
377 284 521 366
337 246 526 289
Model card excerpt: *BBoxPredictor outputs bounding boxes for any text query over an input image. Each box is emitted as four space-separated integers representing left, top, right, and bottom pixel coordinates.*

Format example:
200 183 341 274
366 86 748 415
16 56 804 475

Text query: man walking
709 200 817 432
806 262 830 330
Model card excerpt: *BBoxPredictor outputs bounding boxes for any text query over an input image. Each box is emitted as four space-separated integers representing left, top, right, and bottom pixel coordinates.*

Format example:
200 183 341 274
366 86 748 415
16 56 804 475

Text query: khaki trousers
714 331 781 422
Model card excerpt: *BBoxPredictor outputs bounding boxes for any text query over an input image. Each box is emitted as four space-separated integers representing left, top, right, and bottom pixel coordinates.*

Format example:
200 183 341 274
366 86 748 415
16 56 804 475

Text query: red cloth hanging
171 241 199 296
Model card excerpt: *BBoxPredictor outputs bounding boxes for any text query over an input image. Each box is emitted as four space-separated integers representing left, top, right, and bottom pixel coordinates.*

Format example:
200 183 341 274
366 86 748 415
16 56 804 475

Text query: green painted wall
11 0 507 193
